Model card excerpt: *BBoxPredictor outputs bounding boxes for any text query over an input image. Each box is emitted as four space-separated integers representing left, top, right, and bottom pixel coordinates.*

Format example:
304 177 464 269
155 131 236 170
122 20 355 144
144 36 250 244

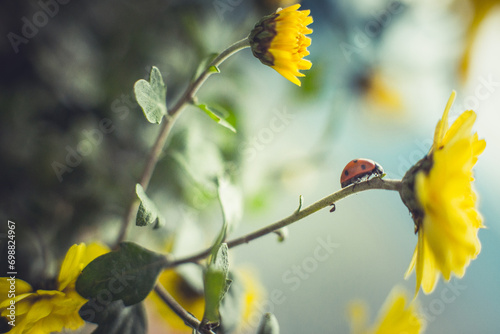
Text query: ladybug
340 159 384 188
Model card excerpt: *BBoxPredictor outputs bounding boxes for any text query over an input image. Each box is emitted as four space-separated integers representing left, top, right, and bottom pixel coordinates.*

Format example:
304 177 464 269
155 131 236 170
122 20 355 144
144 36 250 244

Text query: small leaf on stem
134 66 167 124
135 184 165 228
195 103 236 133
193 53 220 80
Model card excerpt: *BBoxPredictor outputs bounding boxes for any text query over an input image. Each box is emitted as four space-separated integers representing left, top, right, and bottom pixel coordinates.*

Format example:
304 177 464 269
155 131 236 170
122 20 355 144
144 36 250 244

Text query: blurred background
1 0 499 333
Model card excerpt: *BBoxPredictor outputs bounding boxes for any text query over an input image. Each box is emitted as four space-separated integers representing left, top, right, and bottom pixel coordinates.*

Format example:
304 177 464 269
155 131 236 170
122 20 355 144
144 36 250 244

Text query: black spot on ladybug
344 170 349 176
361 164 366 170
353 159 358 163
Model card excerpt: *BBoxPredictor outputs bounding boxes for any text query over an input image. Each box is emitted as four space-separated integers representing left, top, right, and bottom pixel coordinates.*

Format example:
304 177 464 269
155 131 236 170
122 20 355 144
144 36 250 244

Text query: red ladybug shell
340 159 384 188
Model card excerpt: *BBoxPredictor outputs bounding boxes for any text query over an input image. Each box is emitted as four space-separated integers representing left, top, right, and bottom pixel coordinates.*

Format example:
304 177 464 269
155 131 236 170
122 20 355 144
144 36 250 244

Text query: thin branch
114 38 251 249
166 178 402 267
154 284 215 334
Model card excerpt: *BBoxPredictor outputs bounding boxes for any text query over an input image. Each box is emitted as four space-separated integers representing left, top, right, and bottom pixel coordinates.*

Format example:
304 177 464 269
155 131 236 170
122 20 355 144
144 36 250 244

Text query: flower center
249 14 278 67
400 154 434 233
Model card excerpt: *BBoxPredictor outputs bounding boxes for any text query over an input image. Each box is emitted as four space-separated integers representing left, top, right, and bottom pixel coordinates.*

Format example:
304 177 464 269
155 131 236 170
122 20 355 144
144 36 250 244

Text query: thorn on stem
295 195 303 214
329 203 336 213
273 227 288 242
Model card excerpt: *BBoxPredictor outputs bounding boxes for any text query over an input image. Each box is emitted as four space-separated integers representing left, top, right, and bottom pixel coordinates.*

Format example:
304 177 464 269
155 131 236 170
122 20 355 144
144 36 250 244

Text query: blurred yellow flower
348 287 425 334
0 242 109 334
249 4 313 86
360 71 404 115
457 0 500 79
400 91 486 294
147 267 265 333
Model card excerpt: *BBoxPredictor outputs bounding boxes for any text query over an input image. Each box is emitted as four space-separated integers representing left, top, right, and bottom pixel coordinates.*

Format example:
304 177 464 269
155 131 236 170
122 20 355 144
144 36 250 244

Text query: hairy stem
167 178 402 267
114 38 251 248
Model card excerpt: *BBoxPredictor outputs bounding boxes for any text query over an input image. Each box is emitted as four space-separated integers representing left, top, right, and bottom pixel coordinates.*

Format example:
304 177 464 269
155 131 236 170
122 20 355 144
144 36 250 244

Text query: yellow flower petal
348 288 425 334
147 269 205 332
371 288 424 334
432 90 455 151
58 242 109 291
0 242 109 334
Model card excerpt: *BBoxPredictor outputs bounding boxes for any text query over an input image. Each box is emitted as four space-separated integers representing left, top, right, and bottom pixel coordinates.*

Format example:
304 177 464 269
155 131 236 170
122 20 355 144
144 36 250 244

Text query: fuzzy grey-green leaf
135 184 164 227
75 242 167 306
201 243 231 328
134 66 167 124
216 176 242 236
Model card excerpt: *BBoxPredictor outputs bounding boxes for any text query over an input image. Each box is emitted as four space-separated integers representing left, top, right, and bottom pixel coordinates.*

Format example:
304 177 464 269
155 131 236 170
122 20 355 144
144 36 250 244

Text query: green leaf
216 176 242 236
134 66 167 124
201 243 231 330
79 300 147 334
257 313 280 334
76 242 167 306
195 103 236 133
218 271 245 333
206 177 241 263
135 184 165 228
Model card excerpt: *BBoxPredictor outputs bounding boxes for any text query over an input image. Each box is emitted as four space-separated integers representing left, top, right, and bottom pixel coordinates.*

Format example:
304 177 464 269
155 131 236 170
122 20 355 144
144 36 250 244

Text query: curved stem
154 284 215 334
114 37 251 249
167 178 402 267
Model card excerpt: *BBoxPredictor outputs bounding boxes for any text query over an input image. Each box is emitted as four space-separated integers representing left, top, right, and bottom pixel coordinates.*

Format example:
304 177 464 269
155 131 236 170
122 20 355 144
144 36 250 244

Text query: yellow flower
0 243 109 334
249 4 313 86
358 70 404 115
348 287 425 334
147 267 265 333
457 0 500 79
147 269 205 334
400 91 486 294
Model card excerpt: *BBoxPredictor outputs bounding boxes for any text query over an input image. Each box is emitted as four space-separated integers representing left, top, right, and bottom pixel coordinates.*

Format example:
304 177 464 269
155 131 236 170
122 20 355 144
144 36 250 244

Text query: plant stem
114 38 251 248
154 284 216 334
167 178 402 267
